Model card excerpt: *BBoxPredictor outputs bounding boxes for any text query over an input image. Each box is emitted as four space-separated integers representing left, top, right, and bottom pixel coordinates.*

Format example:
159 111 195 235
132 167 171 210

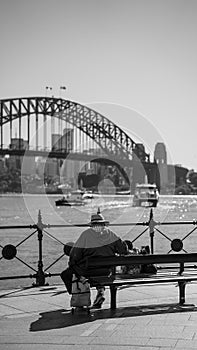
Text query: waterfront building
61 128 74 151
36 157 59 179
154 142 168 193
21 156 36 176
60 159 81 189
51 133 62 151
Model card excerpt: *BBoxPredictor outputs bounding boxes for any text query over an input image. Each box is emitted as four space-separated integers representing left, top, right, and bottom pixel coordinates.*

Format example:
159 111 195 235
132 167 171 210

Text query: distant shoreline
0 192 60 197
1 192 197 199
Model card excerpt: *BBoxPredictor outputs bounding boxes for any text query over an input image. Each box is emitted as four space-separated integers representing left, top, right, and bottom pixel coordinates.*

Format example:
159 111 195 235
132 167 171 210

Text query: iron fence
1 208 197 286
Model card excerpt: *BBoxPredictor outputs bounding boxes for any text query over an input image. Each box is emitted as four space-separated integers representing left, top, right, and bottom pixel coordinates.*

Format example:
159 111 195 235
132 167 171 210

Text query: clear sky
0 0 197 170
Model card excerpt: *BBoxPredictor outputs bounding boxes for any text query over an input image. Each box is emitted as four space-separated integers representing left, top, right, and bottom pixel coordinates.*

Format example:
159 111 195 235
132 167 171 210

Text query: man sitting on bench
60 210 128 309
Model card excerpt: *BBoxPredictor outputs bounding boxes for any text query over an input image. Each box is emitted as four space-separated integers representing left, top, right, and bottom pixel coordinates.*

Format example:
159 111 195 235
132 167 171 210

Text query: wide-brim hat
89 213 109 226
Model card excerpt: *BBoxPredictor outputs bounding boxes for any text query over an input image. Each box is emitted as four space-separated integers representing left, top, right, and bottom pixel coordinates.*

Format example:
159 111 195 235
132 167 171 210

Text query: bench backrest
86 253 197 268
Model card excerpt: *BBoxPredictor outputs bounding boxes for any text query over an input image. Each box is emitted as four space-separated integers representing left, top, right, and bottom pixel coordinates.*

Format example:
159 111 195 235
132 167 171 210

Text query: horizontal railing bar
0 272 60 281
0 275 35 280
46 221 197 228
47 223 148 228
0 221 196 231
0 225 36 229
156 221 197 225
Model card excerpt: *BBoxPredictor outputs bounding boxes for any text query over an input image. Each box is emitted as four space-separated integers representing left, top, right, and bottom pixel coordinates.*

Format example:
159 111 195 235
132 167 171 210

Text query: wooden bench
86 253 197 309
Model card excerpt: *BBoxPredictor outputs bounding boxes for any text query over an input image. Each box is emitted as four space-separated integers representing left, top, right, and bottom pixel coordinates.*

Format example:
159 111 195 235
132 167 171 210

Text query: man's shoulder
80 228 92 236
105 228 120 242
77 228 93 240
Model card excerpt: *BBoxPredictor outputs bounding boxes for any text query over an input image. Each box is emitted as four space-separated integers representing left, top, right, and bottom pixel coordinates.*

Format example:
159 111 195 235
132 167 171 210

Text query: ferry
133 183 159 207
55 190 86 206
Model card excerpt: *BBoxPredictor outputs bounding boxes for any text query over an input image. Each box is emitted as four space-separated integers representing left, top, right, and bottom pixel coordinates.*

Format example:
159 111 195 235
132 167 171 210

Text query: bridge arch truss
0 97 150 164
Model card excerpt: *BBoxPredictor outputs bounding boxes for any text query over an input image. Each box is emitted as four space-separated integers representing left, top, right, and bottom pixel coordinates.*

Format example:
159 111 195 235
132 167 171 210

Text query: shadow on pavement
0 286 65 299
30 303 197 332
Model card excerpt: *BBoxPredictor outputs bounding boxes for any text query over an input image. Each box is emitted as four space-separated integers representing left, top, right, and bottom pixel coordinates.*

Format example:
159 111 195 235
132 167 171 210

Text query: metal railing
1 208 197 286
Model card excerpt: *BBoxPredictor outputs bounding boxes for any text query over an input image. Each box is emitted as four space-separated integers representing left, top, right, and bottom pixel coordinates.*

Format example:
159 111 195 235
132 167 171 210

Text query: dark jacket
69 227 128 276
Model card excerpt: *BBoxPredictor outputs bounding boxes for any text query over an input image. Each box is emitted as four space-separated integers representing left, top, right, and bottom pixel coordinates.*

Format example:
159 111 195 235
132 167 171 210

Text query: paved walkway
1 282 197 349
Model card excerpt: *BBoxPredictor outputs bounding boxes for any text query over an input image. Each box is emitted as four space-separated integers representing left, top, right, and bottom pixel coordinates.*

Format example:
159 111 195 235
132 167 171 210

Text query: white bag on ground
70 274 91 307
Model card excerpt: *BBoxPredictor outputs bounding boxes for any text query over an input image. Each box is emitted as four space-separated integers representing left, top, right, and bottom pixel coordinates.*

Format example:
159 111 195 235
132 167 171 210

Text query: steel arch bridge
0 96 150 164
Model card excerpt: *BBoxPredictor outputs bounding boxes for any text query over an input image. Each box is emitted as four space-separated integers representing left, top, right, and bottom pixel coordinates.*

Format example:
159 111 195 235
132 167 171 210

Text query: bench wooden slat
86 253 197 268
91 275 197 287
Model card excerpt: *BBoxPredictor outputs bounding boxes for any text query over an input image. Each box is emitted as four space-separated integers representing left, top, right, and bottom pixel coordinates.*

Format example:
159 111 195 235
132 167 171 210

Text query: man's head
89 212 109 232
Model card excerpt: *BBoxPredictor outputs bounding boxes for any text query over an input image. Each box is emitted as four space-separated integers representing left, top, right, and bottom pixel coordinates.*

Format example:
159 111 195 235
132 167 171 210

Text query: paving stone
0 284 197 350
0 335 93 345
147 338 177 347
175 339 197 348
90 335 149 346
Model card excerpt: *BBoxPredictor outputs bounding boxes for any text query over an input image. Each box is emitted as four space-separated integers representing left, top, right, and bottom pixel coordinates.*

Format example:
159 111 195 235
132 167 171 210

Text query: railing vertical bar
35 210 46 286
149 209 155 254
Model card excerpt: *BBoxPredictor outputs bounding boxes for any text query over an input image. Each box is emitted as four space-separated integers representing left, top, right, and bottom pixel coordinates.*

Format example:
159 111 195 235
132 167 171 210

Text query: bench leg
178 281 186 305
178 262 184 275
110 285 117 309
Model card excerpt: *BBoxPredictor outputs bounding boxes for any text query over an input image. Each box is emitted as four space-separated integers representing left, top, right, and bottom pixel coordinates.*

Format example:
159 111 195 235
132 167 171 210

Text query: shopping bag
70 274 91 307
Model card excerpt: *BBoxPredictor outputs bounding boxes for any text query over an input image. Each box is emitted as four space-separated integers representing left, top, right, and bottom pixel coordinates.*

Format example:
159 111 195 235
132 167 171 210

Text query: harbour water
1 193 197 290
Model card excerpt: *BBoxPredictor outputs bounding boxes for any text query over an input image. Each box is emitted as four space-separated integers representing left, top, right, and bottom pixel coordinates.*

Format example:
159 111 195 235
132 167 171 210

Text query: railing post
149 209 156 254
35 210 46 286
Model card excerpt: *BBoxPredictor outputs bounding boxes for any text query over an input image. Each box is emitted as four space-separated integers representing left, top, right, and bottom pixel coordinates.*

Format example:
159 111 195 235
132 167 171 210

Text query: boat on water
82 190 131 200
55 190 86 206
55 189 131 206
133 183 159 207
